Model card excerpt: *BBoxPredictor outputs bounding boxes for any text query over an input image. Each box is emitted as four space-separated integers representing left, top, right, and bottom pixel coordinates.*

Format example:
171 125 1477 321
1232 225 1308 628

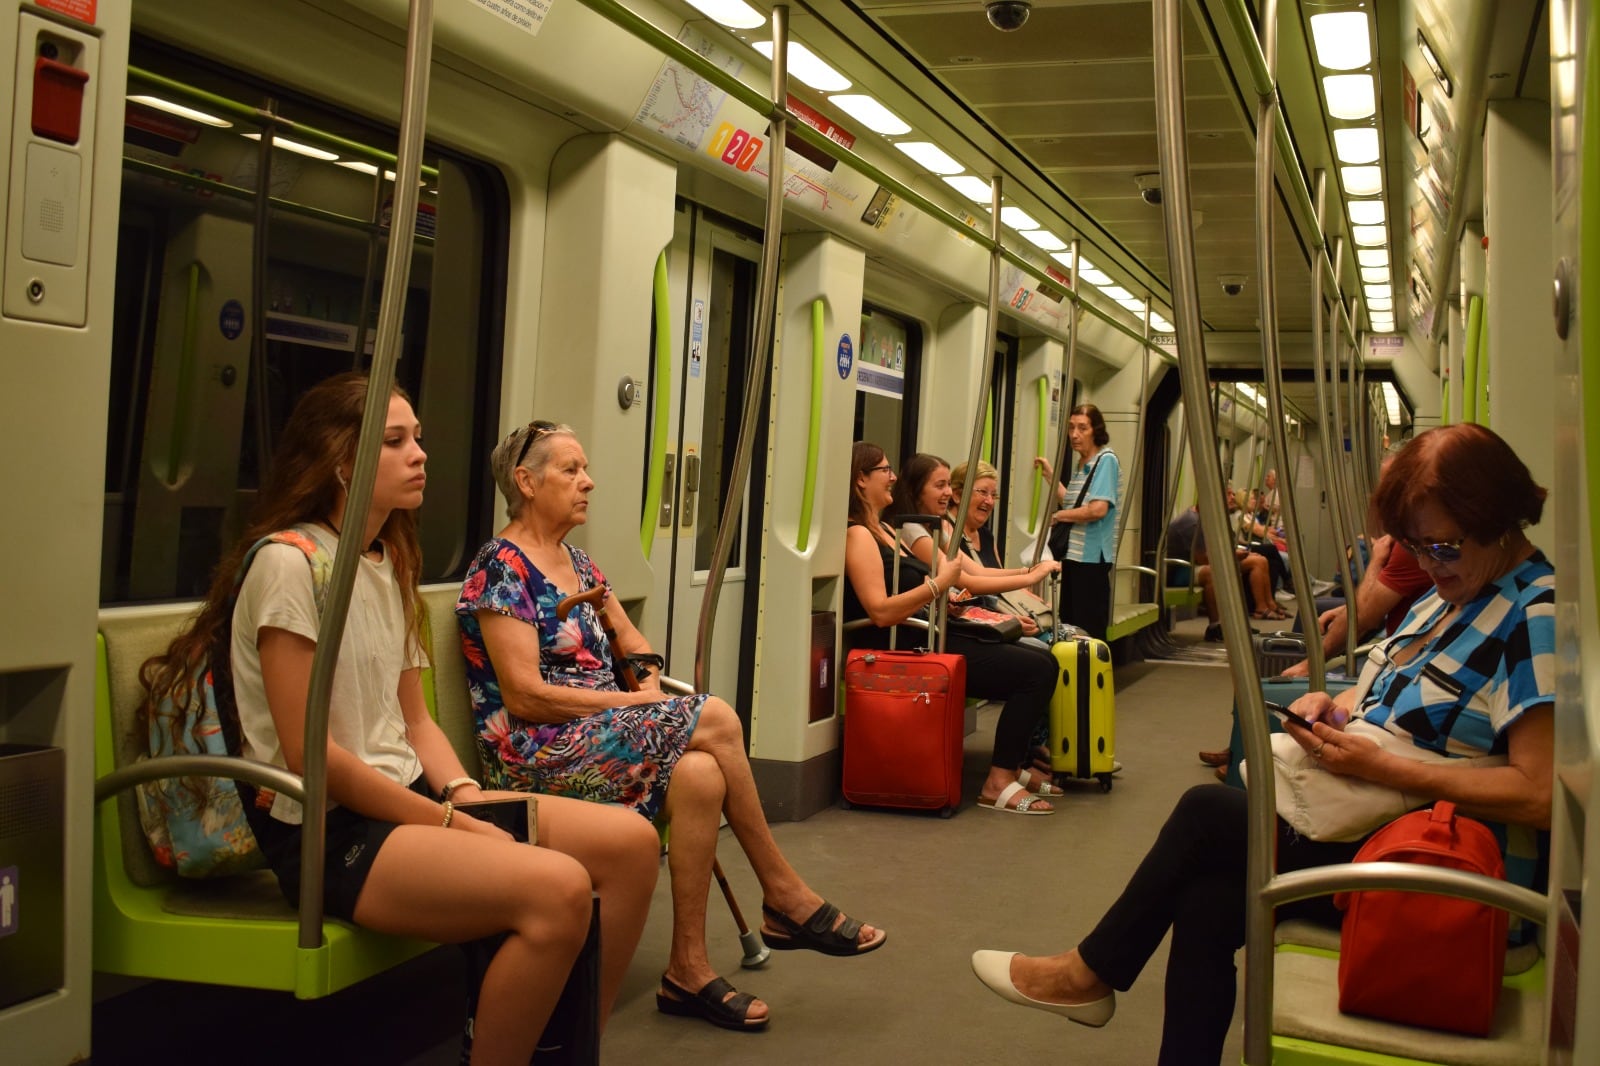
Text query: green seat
1106 565 1160 643
93 610 434 998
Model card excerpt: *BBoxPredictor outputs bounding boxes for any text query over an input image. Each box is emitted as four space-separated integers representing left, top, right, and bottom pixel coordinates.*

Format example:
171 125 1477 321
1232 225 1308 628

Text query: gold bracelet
441 800 455 829
440 776 479 802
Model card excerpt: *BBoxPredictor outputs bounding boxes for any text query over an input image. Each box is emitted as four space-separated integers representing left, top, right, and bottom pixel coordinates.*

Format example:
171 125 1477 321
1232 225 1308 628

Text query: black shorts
242 776 430 921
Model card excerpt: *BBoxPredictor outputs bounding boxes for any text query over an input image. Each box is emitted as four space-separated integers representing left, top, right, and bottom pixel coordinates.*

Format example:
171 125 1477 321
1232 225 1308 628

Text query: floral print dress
456 538 706 821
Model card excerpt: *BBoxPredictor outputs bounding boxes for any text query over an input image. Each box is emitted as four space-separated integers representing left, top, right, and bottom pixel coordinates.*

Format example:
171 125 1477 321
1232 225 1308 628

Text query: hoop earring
336 469 349 491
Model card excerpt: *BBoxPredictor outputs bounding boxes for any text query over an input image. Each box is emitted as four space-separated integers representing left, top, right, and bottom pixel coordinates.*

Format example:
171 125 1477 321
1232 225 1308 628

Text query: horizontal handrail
95 755 306 805
1261 861 1548 927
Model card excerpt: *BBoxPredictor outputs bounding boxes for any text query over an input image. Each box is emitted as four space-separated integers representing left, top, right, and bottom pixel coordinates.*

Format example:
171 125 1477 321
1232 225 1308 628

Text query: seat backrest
421 584 483 779
98 605 203 889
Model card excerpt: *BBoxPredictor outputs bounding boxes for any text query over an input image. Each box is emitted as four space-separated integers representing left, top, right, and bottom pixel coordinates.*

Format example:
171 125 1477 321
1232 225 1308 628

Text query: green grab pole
166 262 202 485
1031 375 1048 531
1475 297 1490 424
1462 294 1483 425
797 299 825 552
641 251 672 557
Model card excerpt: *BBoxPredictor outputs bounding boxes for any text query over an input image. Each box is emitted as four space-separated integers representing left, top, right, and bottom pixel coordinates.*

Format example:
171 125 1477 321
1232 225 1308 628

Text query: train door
656 207 761 698
987 333 1018 561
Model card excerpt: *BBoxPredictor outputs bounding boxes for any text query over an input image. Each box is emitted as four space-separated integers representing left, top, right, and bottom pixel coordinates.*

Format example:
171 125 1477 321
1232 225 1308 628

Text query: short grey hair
491 420 577 519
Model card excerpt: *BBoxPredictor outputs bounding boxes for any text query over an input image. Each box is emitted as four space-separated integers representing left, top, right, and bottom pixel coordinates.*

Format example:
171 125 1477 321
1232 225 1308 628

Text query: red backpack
1333 802 1509 1036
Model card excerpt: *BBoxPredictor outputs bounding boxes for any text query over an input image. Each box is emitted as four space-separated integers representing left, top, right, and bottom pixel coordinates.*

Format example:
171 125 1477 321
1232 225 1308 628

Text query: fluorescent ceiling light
129 94 233 128
1310 11 1372 71
1348 200 1386 225
243 132 339 161
1341 166 1383 196
1370 318 1395 330
1080 268 1114 287
1365 284 1393 299
1352 224 1387 246
1367 297 1394 310
896 141 964 175
753 41 850 92
943 175 993 201
1361 266 1390 283
337 160 397 181
1150 314 1173 332
1023 230 1068 251
1050 250 1078 270
1357 248 1389 267
1102 286 1134 301
1237 383 1264 407
1322 74 1375 120
1381 382 1402 424
998 206 1039 230
829 94 909 135
1117 298 1146 314
684 0 765 28
1334 127 1381 164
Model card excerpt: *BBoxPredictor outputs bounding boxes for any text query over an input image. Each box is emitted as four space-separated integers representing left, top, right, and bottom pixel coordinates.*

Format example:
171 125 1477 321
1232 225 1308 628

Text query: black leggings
945 633 1056 771
1076 785 1362 1066
1059 560 1112 642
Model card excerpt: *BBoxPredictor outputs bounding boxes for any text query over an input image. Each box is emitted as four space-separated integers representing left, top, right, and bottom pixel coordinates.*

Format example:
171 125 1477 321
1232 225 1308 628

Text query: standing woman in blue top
1038 403 1121 642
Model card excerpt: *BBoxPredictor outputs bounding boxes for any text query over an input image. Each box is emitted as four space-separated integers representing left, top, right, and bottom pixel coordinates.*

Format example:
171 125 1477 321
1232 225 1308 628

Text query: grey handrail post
694 5 788 691
296 0 434 950
1152 7 1274 1061
945 176 1005 654
1029 238 1081 580
1325 251 1364 589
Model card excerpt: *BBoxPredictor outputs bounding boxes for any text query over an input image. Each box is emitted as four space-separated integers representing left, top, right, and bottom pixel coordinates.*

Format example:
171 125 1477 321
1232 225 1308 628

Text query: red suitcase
841 648 967 817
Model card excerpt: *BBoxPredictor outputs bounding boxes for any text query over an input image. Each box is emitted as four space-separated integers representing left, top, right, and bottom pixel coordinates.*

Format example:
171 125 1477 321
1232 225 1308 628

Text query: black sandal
655 974 768 1031
760 901 887 957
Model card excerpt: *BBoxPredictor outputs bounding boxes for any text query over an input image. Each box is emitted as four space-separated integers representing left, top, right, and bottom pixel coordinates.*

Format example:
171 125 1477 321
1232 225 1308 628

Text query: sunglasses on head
514 420 559 468
1400 537 1466 564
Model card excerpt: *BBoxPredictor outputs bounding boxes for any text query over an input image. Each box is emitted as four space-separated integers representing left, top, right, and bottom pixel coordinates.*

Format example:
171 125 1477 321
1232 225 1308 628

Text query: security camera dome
985 0 1031 32
1134 173 1163 206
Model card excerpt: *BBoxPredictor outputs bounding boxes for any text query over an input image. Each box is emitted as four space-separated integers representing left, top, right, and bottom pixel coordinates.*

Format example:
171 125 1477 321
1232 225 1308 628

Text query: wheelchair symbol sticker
836 334 854 380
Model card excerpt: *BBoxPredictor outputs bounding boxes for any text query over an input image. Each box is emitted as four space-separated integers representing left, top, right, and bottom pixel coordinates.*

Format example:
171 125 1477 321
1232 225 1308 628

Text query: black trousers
1249 541 1292 593
945 633 1056 771
1076 785 1362 1066
1058 560 1112 642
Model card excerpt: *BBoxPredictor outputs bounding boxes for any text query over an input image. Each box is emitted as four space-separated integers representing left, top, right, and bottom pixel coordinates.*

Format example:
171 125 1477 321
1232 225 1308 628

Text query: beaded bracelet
441 800 455 829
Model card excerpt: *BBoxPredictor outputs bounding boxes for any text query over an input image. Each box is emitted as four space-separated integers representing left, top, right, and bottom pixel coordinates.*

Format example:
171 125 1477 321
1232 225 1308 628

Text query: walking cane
556 585 771 969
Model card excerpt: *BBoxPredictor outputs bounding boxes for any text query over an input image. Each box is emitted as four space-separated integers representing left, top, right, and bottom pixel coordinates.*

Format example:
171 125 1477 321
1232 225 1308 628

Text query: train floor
89 615 1291 1065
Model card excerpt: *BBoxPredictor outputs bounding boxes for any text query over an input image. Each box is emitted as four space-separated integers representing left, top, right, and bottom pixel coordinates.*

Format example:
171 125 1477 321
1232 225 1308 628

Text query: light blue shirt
1063 447 1120 564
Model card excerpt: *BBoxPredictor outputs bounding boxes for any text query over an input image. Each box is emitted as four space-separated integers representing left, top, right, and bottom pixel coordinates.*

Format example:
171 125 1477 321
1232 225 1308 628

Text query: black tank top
843 524 933 650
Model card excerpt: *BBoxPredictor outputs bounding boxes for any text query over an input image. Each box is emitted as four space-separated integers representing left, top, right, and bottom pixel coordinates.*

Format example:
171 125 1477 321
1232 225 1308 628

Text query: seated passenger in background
1232 488 1293 608
141 375 659 1065
1165 503 1276 639
845 442 1062 813
974 423 1555 1066
458 421 885 1034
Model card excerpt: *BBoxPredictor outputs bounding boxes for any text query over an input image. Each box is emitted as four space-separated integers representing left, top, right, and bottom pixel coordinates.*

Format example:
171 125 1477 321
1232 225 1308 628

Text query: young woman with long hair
139 373 659 1065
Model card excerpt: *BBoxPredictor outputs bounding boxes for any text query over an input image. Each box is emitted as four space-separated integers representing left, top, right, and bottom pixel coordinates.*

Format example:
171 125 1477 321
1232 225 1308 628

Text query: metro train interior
0 0 1596 1062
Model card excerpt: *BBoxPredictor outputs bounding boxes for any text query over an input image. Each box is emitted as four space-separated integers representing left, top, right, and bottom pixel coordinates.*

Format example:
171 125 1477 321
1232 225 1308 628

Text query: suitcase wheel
939 805 955 819
839 797 854 810
1097 774 1113 793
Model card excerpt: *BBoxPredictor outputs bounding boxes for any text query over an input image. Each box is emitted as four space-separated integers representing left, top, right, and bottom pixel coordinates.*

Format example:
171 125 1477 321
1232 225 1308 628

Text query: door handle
658 452 676 528
681 452 700 528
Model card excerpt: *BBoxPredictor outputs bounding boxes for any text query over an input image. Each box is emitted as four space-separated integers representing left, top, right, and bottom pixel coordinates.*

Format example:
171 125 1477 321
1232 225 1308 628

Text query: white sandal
979 781 1054 815
1016 769 1065 797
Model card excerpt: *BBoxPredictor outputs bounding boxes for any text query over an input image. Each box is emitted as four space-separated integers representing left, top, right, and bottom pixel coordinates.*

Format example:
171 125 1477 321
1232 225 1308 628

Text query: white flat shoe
970 950 1116 1028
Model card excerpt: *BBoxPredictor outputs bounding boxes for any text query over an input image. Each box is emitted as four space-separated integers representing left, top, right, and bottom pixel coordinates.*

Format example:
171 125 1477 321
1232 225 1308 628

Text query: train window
852 307 922 466
987 333 1019 560
692 248 757 572
102 42 507 604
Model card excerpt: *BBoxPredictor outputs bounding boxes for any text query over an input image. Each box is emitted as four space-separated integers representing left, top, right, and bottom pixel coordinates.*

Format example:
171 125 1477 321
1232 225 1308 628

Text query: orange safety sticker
37 0 96 24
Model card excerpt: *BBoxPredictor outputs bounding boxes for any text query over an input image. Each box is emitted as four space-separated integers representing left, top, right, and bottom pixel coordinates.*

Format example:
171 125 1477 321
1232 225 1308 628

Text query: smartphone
1264 700 1317 732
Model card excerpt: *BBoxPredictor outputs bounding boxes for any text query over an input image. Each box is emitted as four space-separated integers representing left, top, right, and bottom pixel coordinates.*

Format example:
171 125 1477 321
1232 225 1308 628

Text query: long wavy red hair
139 373 423 736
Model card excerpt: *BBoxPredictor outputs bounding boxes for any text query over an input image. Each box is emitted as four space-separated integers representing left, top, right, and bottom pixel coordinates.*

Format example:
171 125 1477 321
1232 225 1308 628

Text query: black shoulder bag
1047 455 1100 560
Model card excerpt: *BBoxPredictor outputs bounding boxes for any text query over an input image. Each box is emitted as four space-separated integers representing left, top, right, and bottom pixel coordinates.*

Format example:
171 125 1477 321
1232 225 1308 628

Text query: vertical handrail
249 99 278 472
641 250 672 558
1284 173 1327 690
1324 272 1362 587
1029 239 1080 575
694 5 788 691
1030 375 1048 533
1111 302 1151 617
296 0 434 949
350 170 387 369
943 175 1005 654
1314 242 1358 668
795 298 825 552
1475 296 1490 423
1155 0 1275 1060
165 262 202 485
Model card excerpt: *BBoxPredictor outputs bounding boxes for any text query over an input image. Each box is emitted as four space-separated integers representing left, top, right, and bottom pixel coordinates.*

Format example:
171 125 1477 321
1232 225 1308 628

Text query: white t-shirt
231 523 426 824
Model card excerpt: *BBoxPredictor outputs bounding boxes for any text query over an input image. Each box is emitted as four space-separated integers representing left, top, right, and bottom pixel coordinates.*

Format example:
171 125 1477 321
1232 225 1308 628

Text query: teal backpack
135 529 332 878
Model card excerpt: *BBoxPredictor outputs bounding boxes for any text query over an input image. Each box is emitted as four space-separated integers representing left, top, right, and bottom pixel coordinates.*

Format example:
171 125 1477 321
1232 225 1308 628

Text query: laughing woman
845 442 1062 814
